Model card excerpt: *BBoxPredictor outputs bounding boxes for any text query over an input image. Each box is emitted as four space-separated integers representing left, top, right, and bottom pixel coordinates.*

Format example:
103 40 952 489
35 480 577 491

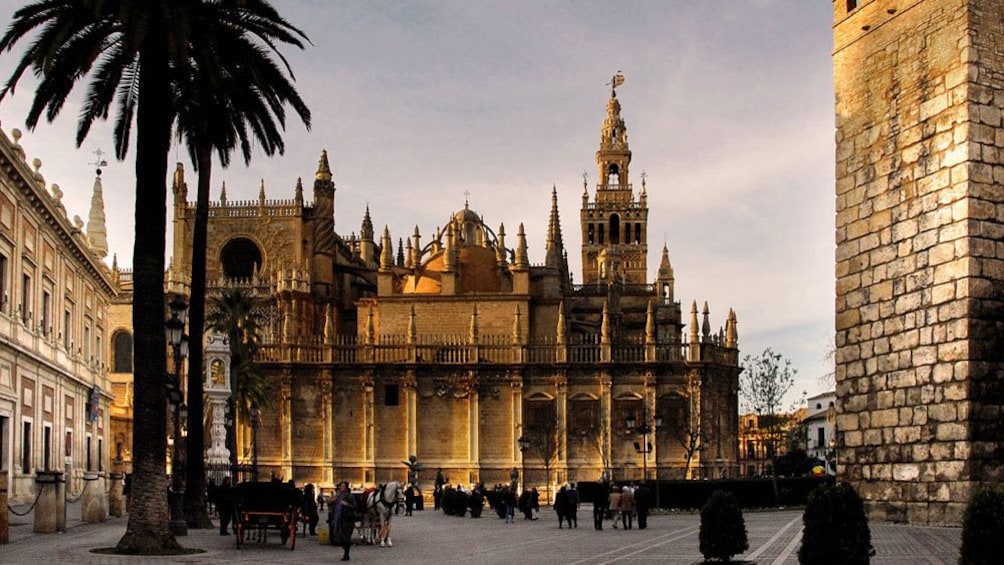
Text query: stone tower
833 0 1004 525
580 78 649 285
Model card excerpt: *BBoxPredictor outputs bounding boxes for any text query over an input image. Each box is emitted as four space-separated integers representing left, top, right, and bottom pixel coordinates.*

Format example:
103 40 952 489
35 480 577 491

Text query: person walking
619 483 635 530
405 483 417 516
302 483 320 536
330 482 357 561
593 480 609 530
503 485 517 523
566 483 580 528
634 481 653 530
609 486 622 529
554 485 570 529
215 476 234 535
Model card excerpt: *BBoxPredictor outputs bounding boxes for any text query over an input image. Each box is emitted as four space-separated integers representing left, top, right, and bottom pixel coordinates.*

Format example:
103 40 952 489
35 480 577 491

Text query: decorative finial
316 149 332 181
90 148 108 177
607 71 625 97
464 190 470 209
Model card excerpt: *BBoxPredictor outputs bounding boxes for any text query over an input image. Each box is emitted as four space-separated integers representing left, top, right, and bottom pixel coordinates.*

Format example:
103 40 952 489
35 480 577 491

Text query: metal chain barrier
7 488 43 517
64 475 97 504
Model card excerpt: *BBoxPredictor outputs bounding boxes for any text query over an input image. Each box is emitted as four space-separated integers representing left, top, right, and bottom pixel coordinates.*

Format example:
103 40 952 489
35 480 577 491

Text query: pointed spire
86 170 109 259
514 223 529 269
444 224 457 271
725 308 738 348
380 226 393 270
396 237 405 267
689 300 699 344
469 304 479 345
405 238 414 269
316 149 332 182
407 305 417 345
645 300 655 344
658 244 674 279
258 179 266 204
701 301 711 339
220 181 228 205
496 223 507 265
361 206 374 240
545 185 564 268
412 225 422 266
512 305 523 344
294 177 304 206
601 300 611 344
556 301 566 345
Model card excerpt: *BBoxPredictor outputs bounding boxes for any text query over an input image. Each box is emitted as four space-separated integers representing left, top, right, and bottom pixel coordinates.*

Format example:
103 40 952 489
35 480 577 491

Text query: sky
0 1 835 406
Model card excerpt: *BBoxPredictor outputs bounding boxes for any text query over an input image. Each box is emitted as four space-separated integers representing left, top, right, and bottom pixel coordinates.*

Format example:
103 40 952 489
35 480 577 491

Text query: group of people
592 481 654 530
553 483 581 528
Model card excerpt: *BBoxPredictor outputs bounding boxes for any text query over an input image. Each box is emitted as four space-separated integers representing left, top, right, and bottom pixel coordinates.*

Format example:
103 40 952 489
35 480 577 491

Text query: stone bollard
81 472 108 523
1 469 9 544
108 473 123 517
33 471 64 533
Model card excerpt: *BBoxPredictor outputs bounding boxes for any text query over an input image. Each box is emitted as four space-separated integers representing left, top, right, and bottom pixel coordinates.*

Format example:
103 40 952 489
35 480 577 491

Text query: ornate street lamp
517 435 530 494
165 297 189 536
250 401 261 482
626 409 662 482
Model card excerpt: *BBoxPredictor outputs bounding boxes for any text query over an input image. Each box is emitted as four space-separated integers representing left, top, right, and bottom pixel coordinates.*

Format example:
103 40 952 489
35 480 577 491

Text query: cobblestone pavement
2 504 961 564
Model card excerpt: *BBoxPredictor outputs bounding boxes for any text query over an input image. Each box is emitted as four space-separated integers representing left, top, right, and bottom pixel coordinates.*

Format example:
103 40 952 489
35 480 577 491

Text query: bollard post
108 473 123 517
56 471 66 533
33 471 62 533
0 469 9 544
81 471 108 523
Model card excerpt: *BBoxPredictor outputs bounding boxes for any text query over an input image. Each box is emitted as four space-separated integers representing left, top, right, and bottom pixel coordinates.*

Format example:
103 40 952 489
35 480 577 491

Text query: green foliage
959 486 1004 565
798 482 873 565
774 448 814 477
699 490 749 562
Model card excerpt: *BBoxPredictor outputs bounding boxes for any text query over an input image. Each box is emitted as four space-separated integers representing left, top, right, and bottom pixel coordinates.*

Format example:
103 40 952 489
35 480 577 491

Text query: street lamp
250 401 261 481
517 436 530 494
166 297 189 536
626 410 662 482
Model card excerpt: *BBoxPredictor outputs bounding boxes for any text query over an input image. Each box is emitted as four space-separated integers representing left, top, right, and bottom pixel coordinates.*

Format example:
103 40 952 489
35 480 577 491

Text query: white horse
365 481 404 547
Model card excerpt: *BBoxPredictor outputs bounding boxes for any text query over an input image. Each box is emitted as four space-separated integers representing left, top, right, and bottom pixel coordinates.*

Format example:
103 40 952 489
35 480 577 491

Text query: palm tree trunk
184 143 213 528
116 18 181 554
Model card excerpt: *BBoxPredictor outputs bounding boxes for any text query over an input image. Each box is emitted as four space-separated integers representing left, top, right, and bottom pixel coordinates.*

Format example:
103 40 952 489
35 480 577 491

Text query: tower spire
316 148 332 181
86 169 108 259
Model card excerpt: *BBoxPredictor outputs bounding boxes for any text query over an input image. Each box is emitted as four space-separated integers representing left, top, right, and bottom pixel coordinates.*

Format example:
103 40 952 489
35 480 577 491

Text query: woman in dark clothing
215 476 234 535
330 482 357 561
302 483 319 536
554 486 570 528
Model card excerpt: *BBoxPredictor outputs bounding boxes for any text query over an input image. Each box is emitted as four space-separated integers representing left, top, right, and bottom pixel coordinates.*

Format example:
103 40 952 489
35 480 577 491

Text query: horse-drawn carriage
233 481 302 550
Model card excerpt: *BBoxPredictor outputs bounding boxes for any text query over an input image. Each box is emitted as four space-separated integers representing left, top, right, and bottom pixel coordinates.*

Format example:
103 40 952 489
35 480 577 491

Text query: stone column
0 470 9 544
468 378 480 486
81 471 107 523
33 471 63 533
107 472 123 517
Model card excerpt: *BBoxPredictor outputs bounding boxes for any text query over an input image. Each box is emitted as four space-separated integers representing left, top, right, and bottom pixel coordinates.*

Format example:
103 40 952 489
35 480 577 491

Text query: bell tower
580 73 648 285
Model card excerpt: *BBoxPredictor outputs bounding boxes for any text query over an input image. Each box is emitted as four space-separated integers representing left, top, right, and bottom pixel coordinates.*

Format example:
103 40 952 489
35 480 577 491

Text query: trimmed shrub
798 482 873 564
959 486 1004 565
699 490 749 562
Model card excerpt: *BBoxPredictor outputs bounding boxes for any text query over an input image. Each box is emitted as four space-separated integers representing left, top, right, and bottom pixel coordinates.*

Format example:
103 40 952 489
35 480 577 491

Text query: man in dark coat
330 482 357 561
593 480 609 530
215 476 234 535
634 481 653 530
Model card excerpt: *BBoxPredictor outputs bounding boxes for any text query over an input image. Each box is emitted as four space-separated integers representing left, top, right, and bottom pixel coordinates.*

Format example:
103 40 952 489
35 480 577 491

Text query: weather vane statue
607 71 625 97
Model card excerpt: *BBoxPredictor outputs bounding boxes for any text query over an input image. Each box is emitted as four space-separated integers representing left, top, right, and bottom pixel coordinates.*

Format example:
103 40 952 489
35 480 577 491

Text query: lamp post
250 401 260 481
166 296 189 536
626 409 662 482
517 436 530 494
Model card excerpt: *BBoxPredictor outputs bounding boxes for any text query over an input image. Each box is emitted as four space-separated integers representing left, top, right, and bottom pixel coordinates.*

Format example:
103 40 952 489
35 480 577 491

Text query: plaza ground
3 501 961 564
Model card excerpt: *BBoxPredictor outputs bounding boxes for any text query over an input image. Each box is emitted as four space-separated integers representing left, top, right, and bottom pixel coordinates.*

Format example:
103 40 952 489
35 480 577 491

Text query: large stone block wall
834 0 1004 525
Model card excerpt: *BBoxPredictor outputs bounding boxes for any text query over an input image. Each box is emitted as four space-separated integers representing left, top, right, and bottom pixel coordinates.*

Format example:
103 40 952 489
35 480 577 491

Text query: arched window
220 238 263 279
610 214 621 244
607 164 619 186
112 330 132 373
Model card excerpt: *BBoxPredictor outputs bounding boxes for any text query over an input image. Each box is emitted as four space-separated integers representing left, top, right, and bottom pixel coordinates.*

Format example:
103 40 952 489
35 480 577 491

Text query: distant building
802 391 835 476
738 408 808 478
161 83 744 489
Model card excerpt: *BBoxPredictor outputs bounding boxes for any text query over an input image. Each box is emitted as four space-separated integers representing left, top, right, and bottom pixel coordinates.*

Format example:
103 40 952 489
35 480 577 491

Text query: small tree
740 348 801 504
527 415 558 504
799 482 873 564
959 486 1004 565
699 490 749 563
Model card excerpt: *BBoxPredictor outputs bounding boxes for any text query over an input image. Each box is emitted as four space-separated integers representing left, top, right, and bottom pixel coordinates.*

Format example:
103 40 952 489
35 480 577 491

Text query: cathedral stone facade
834 0 1004 524
169 86 741 490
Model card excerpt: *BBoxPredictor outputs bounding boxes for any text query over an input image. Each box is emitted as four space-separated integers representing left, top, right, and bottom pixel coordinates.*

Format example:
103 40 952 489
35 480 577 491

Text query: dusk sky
0 1 834 405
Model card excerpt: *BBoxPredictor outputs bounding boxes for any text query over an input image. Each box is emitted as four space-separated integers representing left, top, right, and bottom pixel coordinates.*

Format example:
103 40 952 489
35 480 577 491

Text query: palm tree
206 287 269 477
0 1 193 553
176 3 310 528
0 0 308 553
